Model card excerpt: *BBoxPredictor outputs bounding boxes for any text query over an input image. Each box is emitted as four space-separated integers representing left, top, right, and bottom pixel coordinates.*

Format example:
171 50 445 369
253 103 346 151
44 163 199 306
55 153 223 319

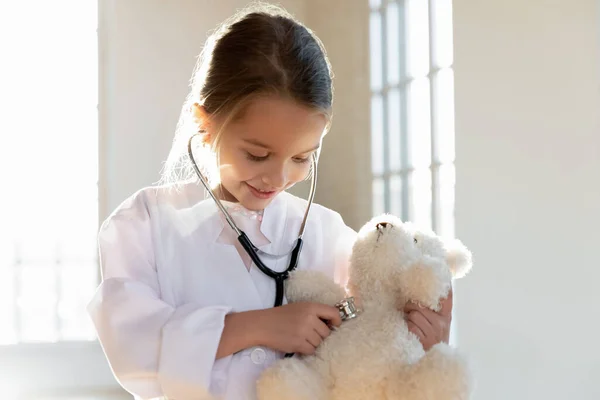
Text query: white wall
303 0 372 230
453 0 600 399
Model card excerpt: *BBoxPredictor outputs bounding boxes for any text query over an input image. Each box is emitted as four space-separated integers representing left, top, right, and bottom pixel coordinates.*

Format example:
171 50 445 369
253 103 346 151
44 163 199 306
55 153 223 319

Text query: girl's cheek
291 164 311 183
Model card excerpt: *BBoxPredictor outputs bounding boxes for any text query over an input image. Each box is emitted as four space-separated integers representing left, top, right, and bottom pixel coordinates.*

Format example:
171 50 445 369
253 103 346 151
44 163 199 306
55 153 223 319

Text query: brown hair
160 2 334 186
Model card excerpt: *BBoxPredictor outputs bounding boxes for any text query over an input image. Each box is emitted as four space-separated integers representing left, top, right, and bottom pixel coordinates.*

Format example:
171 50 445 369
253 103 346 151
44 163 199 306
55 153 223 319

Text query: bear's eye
414 237 418 244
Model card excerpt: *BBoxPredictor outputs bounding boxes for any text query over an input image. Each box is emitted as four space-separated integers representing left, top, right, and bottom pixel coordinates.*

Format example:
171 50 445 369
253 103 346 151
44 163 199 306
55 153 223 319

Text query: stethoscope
187 133 318 308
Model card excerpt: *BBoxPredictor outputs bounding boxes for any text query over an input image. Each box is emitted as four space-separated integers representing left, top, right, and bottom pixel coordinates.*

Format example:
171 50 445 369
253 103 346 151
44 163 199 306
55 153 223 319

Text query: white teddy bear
256 213 474 400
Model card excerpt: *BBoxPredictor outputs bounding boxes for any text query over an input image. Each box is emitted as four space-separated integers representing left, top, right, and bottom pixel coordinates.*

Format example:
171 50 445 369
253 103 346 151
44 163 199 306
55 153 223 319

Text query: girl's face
202 95 327 211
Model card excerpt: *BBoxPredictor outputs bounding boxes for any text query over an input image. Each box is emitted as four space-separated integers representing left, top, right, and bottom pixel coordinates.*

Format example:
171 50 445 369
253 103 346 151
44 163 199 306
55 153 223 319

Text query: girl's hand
403 289 453 350
256 302 342 355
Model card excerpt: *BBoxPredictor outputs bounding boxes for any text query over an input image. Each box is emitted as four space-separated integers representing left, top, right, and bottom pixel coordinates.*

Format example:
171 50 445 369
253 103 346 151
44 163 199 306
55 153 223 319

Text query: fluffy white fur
256 214 474 400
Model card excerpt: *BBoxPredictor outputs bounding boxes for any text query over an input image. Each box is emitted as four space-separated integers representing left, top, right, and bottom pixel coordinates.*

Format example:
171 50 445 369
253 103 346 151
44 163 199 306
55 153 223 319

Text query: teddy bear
255 213 474 400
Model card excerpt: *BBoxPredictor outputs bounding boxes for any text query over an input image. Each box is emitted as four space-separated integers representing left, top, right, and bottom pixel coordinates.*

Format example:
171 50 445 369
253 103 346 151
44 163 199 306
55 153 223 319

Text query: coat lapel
249 192 303 307
184 199 267 311
258 192 294 262
189 192 302 310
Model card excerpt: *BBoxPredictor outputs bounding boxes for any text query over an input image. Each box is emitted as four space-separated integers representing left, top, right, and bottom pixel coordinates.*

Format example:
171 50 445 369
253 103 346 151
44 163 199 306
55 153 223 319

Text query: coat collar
190 191 295 252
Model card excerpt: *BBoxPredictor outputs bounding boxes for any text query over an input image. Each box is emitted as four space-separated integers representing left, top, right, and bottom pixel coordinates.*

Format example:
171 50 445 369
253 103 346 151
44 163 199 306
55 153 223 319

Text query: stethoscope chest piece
335 296 360 321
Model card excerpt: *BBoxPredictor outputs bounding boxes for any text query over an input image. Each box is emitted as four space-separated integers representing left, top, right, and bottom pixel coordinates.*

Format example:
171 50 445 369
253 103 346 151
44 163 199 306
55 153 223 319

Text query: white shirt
87 182 357 400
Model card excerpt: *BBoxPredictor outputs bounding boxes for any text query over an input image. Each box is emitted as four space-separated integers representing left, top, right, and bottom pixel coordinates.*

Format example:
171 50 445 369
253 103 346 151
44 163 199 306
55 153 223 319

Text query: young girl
88 4 452 400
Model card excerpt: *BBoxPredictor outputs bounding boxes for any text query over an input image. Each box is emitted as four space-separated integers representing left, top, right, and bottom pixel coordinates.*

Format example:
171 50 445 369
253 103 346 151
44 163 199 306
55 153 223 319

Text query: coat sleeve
87 192 228 399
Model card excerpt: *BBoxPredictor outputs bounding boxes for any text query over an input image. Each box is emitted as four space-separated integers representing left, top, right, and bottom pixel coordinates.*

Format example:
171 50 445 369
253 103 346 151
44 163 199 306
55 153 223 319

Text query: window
0 1 99 347
369 0 455 238
0 1 105 396
0 0 101 366
369 0 457 343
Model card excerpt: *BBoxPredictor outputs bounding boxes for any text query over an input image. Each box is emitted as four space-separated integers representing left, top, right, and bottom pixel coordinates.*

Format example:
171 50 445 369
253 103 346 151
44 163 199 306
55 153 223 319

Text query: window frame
369 0 457 344
370 0 456 237
0 1 124 396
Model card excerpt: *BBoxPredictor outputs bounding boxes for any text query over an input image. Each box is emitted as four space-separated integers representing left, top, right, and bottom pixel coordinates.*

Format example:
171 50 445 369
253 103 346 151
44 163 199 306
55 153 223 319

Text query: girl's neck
212 183 238 203
211 183 265 216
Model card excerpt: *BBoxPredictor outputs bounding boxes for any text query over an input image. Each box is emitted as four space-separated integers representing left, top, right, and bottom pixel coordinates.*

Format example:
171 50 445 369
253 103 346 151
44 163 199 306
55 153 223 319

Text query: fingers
402 288 453 317
403 301 425 314
406 320 425 340
312 303 342 328
314 319 332 340
404 304 437 327
299 323 328 355
290 303 341 355
406 310 434 339
299 340 316 355
404 302 440 329
305 328 323 349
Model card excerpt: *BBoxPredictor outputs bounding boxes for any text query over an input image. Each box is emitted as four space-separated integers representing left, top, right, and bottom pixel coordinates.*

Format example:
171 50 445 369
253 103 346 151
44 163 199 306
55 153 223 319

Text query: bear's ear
445 238 473 279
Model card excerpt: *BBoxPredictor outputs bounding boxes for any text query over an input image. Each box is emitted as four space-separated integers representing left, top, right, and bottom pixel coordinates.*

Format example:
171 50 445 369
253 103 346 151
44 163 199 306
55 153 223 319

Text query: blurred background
0 0 598 399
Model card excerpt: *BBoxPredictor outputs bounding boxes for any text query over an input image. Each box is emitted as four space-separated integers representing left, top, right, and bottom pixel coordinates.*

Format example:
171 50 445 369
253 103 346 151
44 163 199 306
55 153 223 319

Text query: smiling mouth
246 183 278 199
249 184 276 193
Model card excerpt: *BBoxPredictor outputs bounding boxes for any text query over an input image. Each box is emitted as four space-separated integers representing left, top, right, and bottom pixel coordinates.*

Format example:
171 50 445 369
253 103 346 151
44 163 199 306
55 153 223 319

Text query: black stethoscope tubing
187 133 318 309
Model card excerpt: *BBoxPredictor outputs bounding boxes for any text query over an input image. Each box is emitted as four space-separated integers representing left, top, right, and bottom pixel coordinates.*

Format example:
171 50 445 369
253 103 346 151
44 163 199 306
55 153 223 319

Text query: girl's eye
293 157 310 164
246 152 269 162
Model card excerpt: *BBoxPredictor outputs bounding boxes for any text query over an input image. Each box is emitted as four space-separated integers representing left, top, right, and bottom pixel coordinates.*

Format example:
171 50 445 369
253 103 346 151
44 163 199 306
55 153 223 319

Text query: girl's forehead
225 95 328 149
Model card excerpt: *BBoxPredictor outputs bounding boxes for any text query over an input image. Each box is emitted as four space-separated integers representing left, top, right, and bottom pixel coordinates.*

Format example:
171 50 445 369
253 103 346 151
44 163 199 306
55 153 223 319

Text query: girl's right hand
256 302 342 355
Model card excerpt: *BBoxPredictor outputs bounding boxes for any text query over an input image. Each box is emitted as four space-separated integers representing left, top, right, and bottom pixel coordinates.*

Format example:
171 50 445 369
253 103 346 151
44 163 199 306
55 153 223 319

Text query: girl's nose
263 164 287 188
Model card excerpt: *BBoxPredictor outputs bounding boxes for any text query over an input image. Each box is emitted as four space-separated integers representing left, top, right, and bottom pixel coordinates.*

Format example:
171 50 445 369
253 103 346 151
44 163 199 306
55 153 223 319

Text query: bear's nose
376 222 390 230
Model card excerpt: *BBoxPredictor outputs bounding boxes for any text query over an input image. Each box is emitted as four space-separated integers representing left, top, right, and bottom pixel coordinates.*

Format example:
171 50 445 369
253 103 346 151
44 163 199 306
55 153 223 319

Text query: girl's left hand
402 289 453 351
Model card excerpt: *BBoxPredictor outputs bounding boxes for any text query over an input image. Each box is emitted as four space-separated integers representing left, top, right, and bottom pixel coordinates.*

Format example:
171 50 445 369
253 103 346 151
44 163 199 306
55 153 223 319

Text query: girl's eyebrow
242 138 271 149
298 144 321 154
242 138 320 154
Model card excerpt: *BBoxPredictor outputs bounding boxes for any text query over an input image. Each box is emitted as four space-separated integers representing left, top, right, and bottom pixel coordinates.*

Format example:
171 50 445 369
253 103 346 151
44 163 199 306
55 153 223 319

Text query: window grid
370 0 455 238
0 0 99 345
6 242 99 344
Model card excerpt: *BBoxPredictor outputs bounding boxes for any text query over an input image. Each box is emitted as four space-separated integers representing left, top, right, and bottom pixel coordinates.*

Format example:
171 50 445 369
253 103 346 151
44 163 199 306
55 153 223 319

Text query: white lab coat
87 182 357 400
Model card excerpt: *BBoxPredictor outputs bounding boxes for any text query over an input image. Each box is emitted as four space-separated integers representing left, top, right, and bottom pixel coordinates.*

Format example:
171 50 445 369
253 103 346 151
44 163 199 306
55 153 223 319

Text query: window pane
406 0 430 78
0 0 98 344
409 168 432 230
0 240 17 344
435 163 456 238
387 88 402 171
431 0 454 68
370 11 383 91
390 174 404 217
432 68 455 164
371 94 385 175
18 264 60 342
372 178 386 217
58 218 100 261
0 265 16 345
407 77 432 169
59 262 98 341
386 2 400 85
370 0 382 9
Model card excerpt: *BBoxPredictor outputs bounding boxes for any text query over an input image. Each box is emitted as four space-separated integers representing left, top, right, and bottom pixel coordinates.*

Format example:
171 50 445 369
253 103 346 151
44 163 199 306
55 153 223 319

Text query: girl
87 4 452 400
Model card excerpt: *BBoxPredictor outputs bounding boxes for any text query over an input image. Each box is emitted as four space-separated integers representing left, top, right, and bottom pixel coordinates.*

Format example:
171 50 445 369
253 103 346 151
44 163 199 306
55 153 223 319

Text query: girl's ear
191 103 212 145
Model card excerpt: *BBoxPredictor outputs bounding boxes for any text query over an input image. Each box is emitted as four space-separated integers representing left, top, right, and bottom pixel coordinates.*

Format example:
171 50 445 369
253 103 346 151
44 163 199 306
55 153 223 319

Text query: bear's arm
285 270 347 307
